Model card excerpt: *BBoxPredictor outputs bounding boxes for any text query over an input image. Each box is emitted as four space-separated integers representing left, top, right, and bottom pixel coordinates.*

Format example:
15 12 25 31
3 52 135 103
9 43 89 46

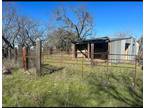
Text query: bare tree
2 3 18 49
54 6 93 40
15 16 41 47
3 3 44 48
46 28 76 51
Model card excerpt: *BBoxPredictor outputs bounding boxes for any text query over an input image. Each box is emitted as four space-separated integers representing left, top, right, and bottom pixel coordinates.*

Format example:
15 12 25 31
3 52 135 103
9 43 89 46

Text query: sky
3 1 143 39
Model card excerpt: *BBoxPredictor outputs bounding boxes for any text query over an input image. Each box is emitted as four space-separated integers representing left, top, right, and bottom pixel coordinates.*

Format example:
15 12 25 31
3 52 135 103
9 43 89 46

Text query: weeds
3 59 143 107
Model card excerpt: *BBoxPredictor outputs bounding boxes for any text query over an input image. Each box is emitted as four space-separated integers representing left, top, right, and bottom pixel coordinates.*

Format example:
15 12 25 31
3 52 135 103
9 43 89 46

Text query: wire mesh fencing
38 47 142 106
2 44 142 107
40 48 138 86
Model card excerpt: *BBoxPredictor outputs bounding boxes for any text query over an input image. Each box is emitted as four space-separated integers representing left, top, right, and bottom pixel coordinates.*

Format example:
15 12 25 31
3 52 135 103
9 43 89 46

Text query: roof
72 37 110 44
109 36 134 42
72 36 135 44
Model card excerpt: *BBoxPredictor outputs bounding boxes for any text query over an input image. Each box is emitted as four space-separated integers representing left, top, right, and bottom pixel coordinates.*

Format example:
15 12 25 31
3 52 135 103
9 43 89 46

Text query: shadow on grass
40 64 64 76
2 67 20 75
87 72 143 107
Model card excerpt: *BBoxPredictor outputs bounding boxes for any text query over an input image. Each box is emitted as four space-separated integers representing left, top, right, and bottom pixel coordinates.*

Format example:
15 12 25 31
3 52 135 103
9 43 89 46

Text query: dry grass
2 55 143 107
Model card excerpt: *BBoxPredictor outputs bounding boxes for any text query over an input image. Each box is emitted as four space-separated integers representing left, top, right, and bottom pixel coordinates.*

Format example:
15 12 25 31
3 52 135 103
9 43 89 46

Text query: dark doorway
94 42 108 59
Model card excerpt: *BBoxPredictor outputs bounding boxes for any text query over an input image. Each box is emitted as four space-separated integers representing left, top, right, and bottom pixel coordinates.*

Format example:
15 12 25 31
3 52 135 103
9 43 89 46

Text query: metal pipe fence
2 44 138 88
39 49 138 87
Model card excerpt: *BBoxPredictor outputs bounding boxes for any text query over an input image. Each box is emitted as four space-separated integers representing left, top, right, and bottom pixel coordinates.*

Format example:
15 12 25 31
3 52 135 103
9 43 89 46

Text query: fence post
22 47 25 69
18 45 23 68
82 57 84 79
2 48 6 58
91 43 94 65
22 47 29 70
49 47 53 55
8 47 12 60
71 43 77 58
36 38 41 76
15 47 18 64
26 47 29 70
134 55 137 88
107 43 110 74
88 43 91 59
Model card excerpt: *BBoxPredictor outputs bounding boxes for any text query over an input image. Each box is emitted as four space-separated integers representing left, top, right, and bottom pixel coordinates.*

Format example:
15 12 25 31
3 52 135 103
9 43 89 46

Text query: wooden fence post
15 47 18 64
8 48 12 60
49 47 53 55
88 43 91 59
91 43 94 65
18 45 23 67
22 47 25 69
22 47 29 70
36 38 41 75
25 47 29 70
72 43 77 58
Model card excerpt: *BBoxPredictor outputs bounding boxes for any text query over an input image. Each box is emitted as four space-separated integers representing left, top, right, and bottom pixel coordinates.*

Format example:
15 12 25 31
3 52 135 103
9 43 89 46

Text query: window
125 43 130 50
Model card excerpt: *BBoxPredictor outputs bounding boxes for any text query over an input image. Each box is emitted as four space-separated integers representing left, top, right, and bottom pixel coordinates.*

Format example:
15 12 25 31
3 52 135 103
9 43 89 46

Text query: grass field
2 55 143 107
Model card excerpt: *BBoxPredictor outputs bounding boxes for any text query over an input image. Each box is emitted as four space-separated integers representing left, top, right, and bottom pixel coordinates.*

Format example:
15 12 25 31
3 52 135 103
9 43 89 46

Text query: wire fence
2 46 138 76
40 48 138 86
2 42 143 107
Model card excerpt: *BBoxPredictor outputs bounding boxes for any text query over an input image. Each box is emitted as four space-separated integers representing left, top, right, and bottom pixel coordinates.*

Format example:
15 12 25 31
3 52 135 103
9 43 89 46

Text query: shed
109 37 138 63
71 37 110 60
71 36 138 63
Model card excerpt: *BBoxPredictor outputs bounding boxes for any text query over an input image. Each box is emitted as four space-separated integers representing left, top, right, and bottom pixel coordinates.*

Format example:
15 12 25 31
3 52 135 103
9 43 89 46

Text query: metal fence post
82 57 84 79
134 55 137 88
36 38 41 76
106 52 109 80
